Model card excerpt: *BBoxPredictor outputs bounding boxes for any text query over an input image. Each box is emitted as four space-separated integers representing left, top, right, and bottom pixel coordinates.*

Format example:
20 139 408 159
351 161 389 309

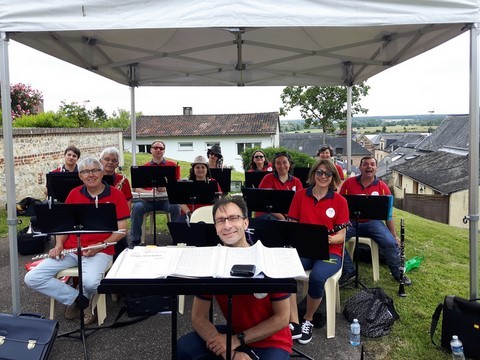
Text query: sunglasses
151 146 165 151
316 170 333 177
254 155 264 159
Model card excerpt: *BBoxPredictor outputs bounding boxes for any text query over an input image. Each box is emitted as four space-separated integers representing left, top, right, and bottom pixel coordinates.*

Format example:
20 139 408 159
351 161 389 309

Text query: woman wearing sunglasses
286 159 348 345
247 150 273 172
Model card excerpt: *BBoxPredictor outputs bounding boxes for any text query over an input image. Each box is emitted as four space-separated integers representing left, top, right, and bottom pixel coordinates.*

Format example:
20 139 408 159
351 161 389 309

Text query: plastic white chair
190 205 214 224
49 261 112 326
345 237 380 282
141 211 172 243
298 238 345 339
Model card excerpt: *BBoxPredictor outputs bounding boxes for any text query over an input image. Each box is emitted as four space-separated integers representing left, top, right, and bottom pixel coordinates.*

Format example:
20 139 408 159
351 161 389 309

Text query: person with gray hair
25 157 130 325
99 147 133 207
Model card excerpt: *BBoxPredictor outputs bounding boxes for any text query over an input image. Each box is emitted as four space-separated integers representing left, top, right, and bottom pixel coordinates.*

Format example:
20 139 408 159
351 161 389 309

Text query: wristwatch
236 332 246 346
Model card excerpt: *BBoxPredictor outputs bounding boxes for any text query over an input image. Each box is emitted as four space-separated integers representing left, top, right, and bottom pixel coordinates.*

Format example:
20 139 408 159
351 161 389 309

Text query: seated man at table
24 157 130 325
177 197 292 360
130 140 181 247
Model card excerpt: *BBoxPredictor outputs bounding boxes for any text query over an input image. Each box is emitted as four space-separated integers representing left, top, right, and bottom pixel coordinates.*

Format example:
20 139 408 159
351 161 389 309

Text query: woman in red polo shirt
287 159 349 345
247 150 273 172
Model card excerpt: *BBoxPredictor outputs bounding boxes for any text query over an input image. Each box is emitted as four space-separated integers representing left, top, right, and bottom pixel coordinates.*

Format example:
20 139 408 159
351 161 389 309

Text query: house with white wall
123 110 279 171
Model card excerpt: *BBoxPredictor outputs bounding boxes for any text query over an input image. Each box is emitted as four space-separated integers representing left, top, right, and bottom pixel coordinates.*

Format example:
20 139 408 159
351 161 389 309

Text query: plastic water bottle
450 335 465 360
350 319 361 346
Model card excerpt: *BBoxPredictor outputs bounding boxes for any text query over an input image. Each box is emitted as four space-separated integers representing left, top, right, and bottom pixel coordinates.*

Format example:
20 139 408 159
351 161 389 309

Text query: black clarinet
397 218 407 297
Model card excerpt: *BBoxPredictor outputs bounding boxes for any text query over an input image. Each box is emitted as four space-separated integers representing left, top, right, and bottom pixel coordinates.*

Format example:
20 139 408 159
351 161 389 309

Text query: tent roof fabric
2 1 478 87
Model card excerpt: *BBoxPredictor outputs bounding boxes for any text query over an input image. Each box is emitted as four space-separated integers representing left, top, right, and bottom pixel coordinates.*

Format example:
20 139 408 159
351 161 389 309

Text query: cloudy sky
7 31 470 119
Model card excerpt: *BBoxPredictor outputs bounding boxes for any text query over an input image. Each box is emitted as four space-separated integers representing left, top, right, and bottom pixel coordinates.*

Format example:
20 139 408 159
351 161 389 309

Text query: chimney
183 107 192 115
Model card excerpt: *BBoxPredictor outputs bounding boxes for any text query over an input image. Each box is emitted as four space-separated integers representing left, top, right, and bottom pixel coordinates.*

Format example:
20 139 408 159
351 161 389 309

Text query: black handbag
343 287 400 338
0 313 58 360
430 295 480 359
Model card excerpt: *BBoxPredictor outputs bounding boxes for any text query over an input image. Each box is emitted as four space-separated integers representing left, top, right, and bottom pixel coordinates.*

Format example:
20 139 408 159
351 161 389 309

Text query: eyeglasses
101 157 119 163
254 155 264 159
79 168 103 176
151 146 165 151
214 215 245 225
316 170 333 177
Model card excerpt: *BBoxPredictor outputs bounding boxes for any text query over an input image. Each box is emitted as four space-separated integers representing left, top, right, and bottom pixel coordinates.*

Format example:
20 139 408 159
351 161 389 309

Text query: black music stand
293 167 310 189
131 166 177 245
244 171 271 188
167 180 220 211
46 172 83 203
209 168 231 194
167 222 222 247
242 188 295 216
102 174 115 186
33 203 118 360
343 195 393 289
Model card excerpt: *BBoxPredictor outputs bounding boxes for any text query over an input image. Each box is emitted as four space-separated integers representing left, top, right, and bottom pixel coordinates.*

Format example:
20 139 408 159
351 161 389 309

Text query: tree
58 101 92 127
280 83 369 143
0 83 43 119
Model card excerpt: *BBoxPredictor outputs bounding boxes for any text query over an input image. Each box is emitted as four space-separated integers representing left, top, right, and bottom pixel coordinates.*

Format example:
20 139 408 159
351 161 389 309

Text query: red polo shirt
288 187 349 257
63 185 130 255
339 175 391 196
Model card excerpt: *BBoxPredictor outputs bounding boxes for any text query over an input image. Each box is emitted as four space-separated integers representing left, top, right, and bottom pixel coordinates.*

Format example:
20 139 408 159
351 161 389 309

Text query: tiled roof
279 133 371 156
416 115 469 152
123 112 279 137
390 151 478 194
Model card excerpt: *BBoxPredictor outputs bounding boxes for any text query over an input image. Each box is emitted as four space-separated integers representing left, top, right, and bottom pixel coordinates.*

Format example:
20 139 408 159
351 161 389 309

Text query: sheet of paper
215 242 261 277
260 246 307 279
107 247 180 279
170 246 220 277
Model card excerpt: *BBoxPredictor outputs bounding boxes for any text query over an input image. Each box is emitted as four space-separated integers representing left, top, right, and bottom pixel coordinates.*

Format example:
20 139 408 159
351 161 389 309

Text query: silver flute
31 242 115 261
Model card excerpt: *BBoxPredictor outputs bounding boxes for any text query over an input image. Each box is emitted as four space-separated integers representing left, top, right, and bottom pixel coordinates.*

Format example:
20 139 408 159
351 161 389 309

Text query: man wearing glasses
25 157 130 325
130 140 181 247
177 197 292 360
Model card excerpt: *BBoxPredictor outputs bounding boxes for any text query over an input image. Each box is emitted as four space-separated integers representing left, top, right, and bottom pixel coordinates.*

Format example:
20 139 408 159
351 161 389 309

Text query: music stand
131 166 177 245
209 168 231 194
244 171 271 188
33 203 118 360
46 172 83 203
102 174 115 186
167 222 222 247
343 195 393 288
167 180 220 211
242 188 295 215
293 167 310 189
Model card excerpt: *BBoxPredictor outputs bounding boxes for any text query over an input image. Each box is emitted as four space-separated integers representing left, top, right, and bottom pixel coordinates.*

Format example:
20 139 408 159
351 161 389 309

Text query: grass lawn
2 154 472 359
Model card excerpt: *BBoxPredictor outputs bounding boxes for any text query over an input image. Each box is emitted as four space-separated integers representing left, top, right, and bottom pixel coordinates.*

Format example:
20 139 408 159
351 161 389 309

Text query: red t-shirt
339 175 391 196
288 187 349 257
110 173 133 201
335 163 345 180
198 293 292 353
63 185 130 255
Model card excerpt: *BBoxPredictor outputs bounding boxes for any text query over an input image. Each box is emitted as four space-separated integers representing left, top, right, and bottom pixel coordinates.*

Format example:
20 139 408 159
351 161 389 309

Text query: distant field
292 125 435 134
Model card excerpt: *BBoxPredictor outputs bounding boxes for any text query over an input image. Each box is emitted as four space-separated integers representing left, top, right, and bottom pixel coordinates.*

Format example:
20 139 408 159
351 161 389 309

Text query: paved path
1 233 362 360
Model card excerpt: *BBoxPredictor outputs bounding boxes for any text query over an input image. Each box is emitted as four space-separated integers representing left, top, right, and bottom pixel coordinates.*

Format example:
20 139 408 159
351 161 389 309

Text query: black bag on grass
17 226 49 255
343 287 399 338
430 295 480 359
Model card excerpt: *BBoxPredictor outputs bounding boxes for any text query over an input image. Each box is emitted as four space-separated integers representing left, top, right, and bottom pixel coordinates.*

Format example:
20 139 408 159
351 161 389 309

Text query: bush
13 112 77 128
241 147 316 171
7 83 43 119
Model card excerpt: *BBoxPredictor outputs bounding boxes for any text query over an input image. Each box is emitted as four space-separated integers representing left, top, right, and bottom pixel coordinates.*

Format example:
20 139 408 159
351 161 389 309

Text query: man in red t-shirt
25 157 130 325
339 156 411 286
177 197 292 360
130 140 181 247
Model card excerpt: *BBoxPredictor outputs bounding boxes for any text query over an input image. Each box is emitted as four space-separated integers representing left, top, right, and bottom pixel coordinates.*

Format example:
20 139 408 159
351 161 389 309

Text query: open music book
107 241 307 279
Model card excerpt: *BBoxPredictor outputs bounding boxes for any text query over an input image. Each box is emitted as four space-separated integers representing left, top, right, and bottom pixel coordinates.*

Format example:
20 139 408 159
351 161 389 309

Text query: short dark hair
151 140 165 148
212 196 248 221
317 145 334 157
360 156 377 166
64 146 80 158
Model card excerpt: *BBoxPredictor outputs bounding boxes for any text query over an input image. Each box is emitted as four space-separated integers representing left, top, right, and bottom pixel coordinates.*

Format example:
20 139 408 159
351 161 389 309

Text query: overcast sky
7 31 470 119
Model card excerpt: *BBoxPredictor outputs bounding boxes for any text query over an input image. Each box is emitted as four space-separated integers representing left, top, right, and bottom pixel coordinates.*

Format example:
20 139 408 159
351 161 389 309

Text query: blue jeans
24 252 112 305
177 325 290 360
301 254 342 299
343 220 401 279
130 199 181 245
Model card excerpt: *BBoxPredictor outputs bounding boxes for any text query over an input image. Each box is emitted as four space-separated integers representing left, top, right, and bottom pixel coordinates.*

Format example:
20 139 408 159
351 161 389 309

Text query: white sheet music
107 242 307 279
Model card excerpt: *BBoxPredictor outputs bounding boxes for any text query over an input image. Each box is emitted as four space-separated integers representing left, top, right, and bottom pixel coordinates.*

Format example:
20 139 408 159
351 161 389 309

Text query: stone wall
0 128 123 206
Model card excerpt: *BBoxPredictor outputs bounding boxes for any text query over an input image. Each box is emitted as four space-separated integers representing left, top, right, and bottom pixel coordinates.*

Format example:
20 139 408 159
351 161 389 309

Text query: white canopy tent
1 0 479 312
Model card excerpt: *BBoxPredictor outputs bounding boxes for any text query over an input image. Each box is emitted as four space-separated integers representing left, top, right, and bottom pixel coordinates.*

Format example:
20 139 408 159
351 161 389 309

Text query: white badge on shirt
371 191 380 195
326 207 336 218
